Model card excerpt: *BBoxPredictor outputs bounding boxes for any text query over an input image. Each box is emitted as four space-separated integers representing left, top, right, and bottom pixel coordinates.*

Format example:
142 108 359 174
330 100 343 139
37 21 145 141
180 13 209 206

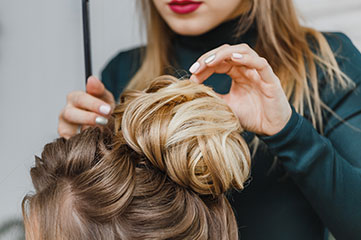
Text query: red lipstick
168 0 202 14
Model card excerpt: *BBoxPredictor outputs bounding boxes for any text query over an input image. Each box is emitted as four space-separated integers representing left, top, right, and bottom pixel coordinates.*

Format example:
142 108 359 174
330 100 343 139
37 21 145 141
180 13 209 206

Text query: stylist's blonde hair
23 76 250 239
128 0 353 133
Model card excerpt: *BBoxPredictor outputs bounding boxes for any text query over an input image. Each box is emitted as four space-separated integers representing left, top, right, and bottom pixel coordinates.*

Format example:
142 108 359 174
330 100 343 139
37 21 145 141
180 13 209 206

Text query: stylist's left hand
189 44 292 136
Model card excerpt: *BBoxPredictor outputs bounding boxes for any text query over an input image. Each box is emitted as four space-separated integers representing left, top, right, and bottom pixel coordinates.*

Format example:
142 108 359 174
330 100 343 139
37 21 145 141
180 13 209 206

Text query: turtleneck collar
173 16 258 53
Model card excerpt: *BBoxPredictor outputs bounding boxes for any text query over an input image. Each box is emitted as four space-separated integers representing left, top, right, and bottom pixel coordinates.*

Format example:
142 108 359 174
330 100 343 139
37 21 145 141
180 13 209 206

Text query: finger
192 58 257 84
204 44 259 68
86 76 115 107
58 116 78 139
67 91 112 116
61 106 109 126
81 125 91 131
190 67 214 84
189 43 258 74
86 76 105 97
192 59 257 84
189 43 260 83
241 68 261 83
189 44 231 75
190 60 234 84
102 88 116 108
214 92 225 100
230 53 277 84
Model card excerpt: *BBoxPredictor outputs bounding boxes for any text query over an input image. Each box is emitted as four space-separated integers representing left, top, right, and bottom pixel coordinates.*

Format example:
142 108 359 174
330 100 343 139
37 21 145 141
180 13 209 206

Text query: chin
172 27 210 36
168 19 216 36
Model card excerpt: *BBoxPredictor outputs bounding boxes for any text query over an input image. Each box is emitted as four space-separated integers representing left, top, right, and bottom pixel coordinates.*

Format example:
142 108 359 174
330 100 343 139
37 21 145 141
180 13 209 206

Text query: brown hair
23 76 251 239
128 0 353 133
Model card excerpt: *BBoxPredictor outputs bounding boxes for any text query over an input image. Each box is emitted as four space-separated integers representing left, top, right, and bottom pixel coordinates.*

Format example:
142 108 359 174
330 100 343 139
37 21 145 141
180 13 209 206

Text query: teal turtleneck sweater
101 18 361 240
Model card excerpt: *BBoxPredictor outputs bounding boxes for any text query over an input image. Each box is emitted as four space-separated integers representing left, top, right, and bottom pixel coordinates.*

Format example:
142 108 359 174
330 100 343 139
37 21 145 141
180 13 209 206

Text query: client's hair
22 76 251 240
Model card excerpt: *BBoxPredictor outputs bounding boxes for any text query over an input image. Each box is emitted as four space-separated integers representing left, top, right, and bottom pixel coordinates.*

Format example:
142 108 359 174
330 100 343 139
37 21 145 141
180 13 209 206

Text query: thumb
215 92 226 101
86 76 116 108
86 76 105 97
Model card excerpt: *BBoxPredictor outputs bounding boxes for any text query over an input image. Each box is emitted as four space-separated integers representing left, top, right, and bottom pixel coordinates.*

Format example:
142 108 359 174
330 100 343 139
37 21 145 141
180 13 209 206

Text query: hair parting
23 76 251 239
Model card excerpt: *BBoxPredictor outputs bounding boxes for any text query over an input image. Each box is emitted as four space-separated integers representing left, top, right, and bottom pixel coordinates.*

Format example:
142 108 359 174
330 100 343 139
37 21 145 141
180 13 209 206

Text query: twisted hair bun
116 76 250 195
23 76 251 240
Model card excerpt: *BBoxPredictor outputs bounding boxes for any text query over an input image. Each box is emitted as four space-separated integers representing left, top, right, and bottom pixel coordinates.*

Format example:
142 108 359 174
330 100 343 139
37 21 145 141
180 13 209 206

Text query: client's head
22 76 251 240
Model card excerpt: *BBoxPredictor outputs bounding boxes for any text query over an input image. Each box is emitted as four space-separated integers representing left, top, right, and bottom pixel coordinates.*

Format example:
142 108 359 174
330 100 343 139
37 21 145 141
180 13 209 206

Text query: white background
0 0 360 237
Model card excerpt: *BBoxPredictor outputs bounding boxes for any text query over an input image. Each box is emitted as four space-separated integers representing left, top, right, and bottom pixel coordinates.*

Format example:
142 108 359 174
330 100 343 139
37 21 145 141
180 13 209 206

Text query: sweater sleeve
259 33 361 239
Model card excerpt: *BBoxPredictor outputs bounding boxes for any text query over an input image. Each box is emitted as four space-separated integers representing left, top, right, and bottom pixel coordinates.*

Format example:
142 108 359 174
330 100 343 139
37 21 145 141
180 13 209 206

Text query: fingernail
189 75 198 83
205 54 216 64
189 62 200 73
87 76 98 83
99 105 111 115
95 116 108 125
232 53 243 59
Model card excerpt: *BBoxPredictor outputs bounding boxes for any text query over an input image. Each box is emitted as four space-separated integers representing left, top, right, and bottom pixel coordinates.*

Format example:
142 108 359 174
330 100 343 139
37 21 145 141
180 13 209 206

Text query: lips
168 0 202 14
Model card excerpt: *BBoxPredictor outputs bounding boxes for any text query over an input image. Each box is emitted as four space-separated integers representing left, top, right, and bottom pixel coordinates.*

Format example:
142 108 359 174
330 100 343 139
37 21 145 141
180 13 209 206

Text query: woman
24 77 251 239
58 0 361 239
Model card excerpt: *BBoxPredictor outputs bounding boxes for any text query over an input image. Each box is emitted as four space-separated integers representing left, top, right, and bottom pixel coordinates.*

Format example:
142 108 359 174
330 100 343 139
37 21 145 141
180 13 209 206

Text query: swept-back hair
23 76 251 239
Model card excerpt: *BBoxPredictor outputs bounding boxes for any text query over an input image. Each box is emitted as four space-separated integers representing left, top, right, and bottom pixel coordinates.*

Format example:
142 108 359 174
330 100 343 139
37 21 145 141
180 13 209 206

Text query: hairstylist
58 1 361 239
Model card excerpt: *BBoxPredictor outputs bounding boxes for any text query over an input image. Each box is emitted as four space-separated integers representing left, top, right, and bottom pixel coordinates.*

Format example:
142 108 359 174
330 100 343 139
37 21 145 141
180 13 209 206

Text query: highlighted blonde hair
129 0 353 133
23 76 251 239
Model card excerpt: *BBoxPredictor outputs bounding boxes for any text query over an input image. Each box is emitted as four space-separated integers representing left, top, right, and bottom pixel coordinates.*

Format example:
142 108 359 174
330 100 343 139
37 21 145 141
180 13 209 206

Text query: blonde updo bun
115 76 250 195
23 75 251 240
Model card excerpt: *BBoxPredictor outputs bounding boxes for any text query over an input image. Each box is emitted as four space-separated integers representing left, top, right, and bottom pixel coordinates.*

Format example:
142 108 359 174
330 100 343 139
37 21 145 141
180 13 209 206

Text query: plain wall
0 0 142 232
0 0 360 238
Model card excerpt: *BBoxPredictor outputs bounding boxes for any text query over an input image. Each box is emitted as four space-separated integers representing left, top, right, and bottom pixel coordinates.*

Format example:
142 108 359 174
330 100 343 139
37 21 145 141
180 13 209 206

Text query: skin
189 44 291 136
152 0 246 36
58 77 115 139
58 0 291 138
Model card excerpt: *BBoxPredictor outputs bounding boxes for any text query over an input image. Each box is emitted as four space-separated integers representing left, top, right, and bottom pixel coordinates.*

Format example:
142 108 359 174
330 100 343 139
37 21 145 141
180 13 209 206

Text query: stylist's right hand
58 76 115 139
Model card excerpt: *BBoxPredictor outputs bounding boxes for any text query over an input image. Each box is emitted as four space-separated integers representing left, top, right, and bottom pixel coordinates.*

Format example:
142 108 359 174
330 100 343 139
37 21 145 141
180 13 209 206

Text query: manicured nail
204 54 216 64
232 53 243 59
95 116 108 125
99 105 111 115
189 62 200 73
189 75 198 83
